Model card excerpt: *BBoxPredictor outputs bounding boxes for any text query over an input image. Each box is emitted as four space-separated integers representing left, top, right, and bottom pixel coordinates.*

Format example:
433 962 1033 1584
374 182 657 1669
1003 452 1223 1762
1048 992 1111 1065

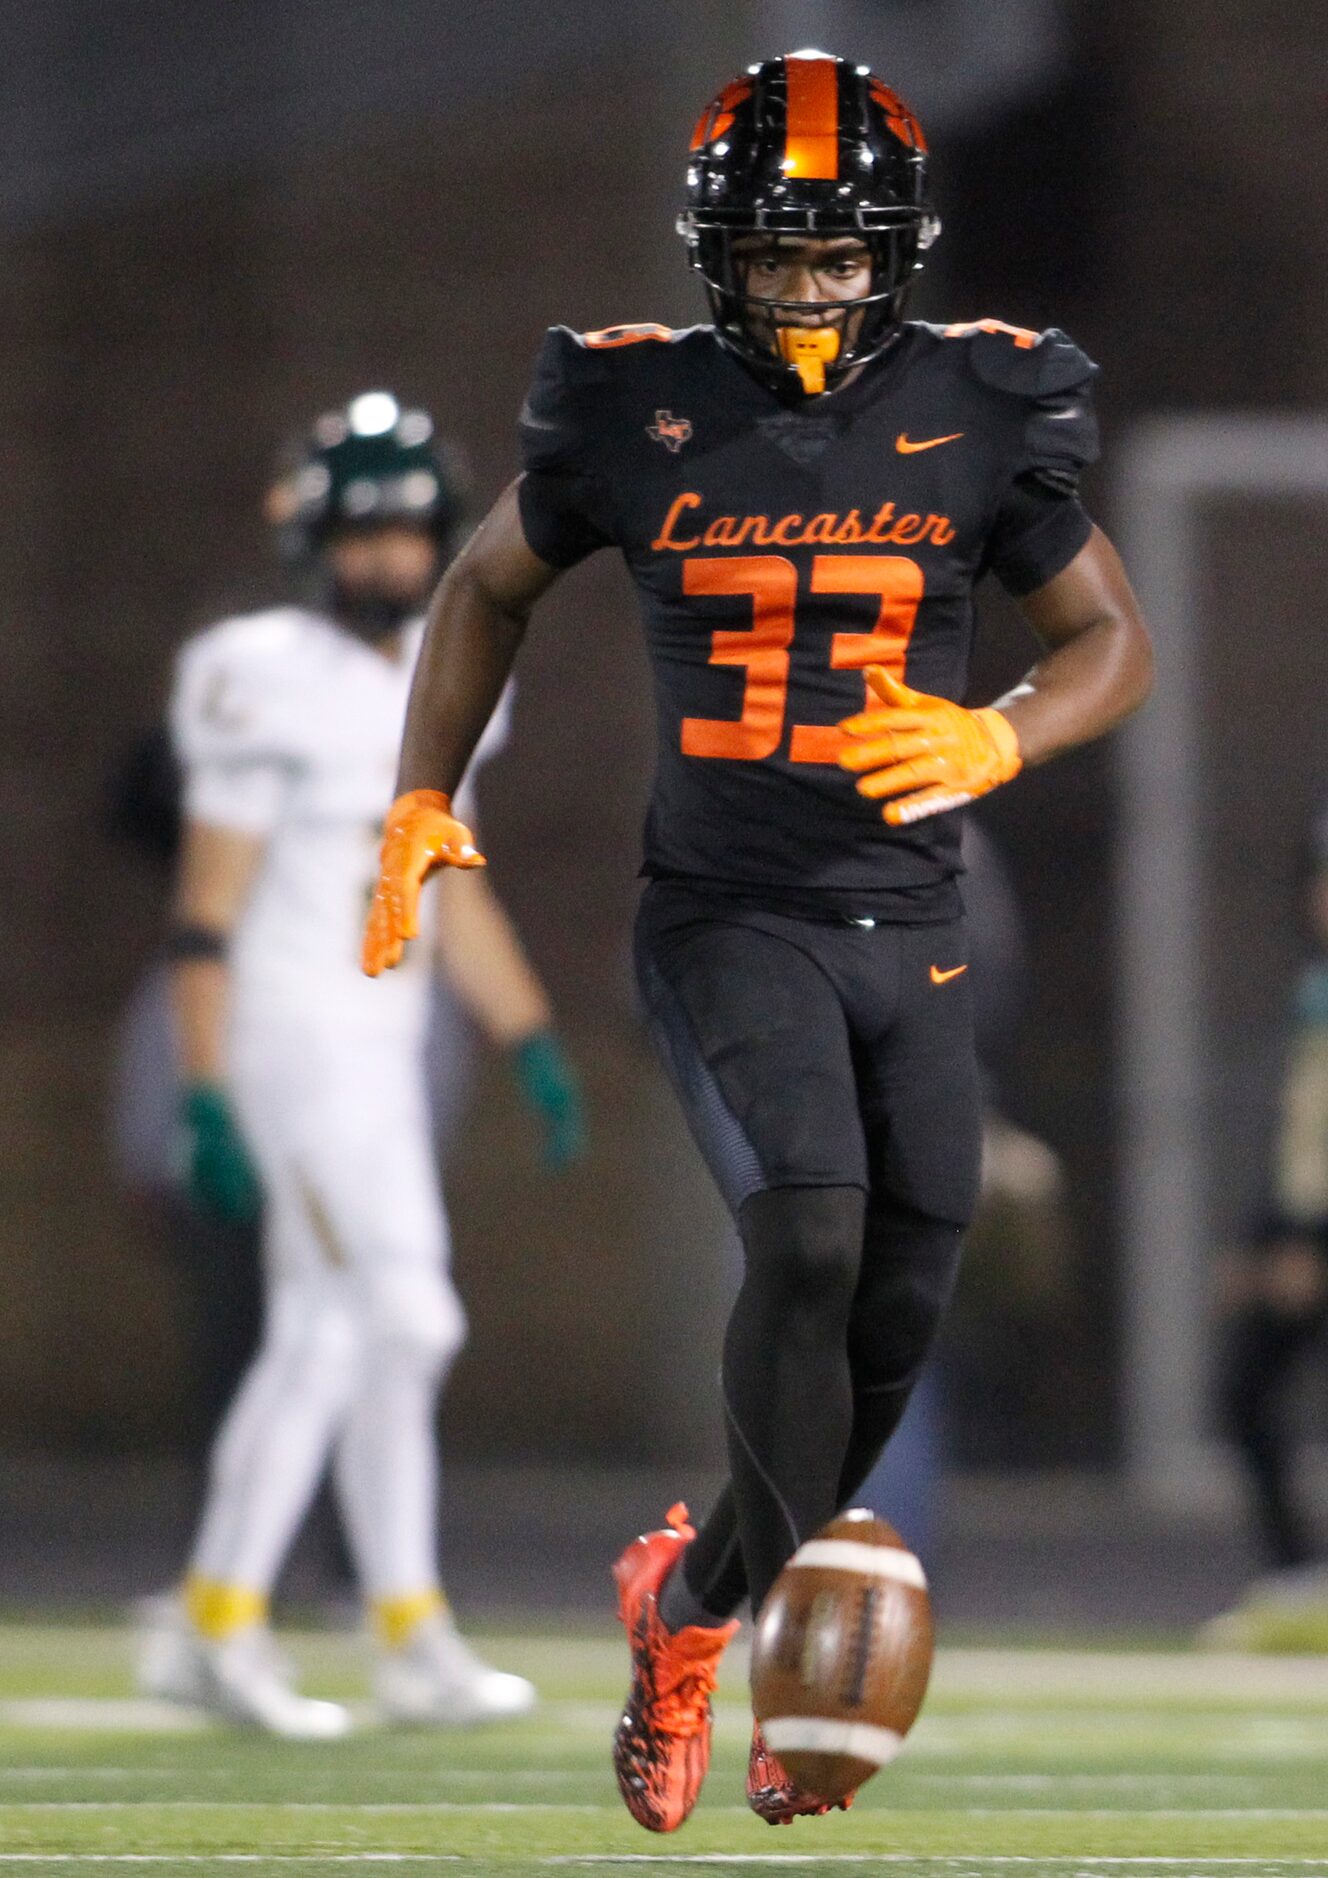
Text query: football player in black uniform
364 51 1153 1830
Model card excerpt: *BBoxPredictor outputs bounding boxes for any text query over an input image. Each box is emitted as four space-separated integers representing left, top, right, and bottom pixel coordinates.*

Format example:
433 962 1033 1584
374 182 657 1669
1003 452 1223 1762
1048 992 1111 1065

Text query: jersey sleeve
169 625 295 836
516 327 615 568
968 325 1100 595
984 475 1093 596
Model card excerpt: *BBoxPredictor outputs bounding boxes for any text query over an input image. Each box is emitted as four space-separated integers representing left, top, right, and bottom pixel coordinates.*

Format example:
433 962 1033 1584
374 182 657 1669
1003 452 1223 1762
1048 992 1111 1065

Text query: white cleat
134 1594 206 1706
137 1606 351 1739
374 1614 537 1726
197 1629 353 1738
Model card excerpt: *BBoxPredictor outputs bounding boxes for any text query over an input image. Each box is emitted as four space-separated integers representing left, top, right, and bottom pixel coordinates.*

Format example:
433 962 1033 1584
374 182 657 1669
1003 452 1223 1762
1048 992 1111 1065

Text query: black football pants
1219 1293 1328 1570
634 881 982 1616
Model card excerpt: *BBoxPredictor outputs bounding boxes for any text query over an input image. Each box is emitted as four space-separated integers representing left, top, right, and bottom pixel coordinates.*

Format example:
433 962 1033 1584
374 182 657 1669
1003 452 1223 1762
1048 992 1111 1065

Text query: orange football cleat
361 788 485 977
747 1722 856 1826
611 1503 739 1833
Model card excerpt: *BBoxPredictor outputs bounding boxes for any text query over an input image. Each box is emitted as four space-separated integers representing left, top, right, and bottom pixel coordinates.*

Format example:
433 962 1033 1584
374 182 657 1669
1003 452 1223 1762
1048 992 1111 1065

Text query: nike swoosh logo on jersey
896 431 964 453
930 963 968 985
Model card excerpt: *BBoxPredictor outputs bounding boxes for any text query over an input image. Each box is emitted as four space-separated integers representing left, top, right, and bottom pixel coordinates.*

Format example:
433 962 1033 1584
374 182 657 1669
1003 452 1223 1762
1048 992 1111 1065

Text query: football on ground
750 1508 934 1804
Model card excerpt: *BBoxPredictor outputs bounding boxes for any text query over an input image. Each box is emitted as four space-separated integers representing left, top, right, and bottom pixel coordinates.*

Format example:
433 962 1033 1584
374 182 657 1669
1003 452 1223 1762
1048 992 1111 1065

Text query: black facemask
328 581 419 645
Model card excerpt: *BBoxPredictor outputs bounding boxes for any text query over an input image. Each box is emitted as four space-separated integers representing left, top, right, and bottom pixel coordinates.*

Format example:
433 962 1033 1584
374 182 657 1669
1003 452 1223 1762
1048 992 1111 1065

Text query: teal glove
179 1081 261 1224
511 1030 586 1170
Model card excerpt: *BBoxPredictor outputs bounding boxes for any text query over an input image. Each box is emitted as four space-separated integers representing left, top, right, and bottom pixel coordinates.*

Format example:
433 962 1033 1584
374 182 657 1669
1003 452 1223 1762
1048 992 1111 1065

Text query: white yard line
4 1685 1327 1738
0 1859 1325 1872
19 1793 1328 1815
542 1860 1328 1869
0 1768 137 1778
0 1860 1325 1871
0 1799 605 1812
901 1773 1267 1787
0 1699 213 1732
542 1859 1328 1869
0 1765 573 1786
931 1650 1328 1704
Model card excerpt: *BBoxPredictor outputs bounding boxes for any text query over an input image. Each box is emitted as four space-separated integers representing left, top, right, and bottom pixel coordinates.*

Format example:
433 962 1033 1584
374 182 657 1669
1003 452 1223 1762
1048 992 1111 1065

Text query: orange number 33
679 553 925 764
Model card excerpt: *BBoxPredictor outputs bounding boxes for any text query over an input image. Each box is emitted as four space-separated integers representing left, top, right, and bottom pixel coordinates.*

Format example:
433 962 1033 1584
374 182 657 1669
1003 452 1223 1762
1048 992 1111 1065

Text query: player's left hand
512 1029 587 1170
838 666 1022 825
362 789 486 977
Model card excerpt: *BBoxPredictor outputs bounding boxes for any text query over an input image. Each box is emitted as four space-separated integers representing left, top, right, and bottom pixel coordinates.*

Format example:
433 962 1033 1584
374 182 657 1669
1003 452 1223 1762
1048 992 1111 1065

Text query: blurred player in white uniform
143 393 582 1735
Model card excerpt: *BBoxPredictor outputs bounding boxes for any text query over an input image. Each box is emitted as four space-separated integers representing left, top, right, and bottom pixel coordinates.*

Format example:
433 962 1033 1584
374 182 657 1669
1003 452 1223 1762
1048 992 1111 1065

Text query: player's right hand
361 788 486 976
838 667 1022 825
180 1081 261 1225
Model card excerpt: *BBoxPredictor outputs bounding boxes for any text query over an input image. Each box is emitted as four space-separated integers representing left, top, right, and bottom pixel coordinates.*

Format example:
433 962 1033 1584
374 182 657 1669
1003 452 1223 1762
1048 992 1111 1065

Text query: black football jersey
518 318 1097 919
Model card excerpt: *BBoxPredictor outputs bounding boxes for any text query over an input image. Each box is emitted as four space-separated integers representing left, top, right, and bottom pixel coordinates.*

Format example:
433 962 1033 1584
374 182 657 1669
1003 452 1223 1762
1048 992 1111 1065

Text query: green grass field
1 1623 1327 1875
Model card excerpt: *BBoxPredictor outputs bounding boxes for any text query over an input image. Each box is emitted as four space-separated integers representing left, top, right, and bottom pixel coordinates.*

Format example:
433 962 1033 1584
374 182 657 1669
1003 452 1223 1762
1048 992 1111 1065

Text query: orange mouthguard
775 326 841 394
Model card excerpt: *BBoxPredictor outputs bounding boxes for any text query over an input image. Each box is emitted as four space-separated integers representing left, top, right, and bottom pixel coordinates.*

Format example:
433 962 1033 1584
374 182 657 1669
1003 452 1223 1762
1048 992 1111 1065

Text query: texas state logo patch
646 410 693 453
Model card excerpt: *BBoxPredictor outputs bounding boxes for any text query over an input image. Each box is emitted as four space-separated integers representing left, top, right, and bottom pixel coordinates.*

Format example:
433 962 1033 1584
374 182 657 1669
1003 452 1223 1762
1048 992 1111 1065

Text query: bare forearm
397 560 529 797
997 525 1154 767
396 481 560 798
436 869 552 1045
171 820 265 1082
996 611 1153 767
172 958 230 1082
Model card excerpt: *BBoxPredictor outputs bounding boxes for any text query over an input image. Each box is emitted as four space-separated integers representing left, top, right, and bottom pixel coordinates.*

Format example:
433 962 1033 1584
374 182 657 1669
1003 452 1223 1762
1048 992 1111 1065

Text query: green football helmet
267 392 468 561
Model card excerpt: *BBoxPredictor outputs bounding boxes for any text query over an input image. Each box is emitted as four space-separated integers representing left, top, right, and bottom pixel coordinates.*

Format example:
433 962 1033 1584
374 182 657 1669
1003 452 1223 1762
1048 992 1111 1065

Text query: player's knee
362 1268 467 1372
861 1278 947 1391
280 1305 362 1411
851 1215 963 1389
740 1185 865 1315
207 1300 360 1484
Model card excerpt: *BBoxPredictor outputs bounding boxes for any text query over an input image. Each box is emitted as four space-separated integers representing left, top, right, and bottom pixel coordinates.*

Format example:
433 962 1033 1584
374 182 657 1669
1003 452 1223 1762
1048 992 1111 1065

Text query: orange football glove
838 666 1022 825
361 789 485 977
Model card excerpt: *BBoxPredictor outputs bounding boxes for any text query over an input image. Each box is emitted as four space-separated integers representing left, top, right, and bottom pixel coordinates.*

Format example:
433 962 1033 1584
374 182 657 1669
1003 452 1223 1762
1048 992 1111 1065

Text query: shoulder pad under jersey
944 319 1099 492
171 608 308 771
518 323 692 474
945 319 1095 396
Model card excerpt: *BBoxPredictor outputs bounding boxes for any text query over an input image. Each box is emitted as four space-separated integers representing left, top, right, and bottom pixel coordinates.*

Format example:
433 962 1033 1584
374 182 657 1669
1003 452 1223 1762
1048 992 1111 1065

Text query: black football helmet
266 391 469 563
678 50 939 395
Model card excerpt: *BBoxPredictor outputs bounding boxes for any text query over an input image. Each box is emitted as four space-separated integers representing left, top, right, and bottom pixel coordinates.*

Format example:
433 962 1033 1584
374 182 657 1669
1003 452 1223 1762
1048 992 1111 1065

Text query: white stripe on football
763 1715 906 1766
786 1537 927 1588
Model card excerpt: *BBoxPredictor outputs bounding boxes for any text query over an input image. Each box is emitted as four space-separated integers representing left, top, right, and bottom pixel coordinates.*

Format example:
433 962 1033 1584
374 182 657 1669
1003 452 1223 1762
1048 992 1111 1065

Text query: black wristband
164 924 230 962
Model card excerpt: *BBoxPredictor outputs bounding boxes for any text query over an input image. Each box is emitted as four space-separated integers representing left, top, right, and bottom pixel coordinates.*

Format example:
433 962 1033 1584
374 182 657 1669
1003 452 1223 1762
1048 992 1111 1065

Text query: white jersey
171 606 509 1040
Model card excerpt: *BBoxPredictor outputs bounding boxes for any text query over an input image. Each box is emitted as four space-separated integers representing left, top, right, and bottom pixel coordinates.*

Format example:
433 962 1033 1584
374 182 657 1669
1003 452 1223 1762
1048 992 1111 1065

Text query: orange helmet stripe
690 77 754 153
783 55 839 180
870 79 927 154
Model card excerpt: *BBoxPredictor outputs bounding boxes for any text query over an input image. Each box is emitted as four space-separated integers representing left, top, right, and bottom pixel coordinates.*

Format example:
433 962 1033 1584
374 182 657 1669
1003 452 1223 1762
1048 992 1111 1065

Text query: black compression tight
678 1184 964 1620
1219 1300 1328 1569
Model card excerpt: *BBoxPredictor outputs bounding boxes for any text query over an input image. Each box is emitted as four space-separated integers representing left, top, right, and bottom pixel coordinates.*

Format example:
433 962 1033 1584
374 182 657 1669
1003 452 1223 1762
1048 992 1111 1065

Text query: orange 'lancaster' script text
651 491 957 553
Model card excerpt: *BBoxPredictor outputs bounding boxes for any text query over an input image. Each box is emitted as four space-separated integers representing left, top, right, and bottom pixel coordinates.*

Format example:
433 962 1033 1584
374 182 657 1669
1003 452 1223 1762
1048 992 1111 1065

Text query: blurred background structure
3 0 1328 1623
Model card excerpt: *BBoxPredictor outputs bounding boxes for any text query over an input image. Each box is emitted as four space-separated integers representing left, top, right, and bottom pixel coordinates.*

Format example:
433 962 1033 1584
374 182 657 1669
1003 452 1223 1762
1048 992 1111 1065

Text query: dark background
2 0 1326 1477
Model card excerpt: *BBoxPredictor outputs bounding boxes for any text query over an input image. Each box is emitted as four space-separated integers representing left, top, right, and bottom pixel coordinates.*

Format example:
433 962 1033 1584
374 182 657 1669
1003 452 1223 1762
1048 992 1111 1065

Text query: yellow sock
184 1572 268 1641
372 1587 448 1651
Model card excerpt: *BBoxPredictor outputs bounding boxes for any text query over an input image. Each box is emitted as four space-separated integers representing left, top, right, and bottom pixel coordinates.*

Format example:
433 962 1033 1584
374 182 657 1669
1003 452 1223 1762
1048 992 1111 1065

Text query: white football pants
189 1021 466 1601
